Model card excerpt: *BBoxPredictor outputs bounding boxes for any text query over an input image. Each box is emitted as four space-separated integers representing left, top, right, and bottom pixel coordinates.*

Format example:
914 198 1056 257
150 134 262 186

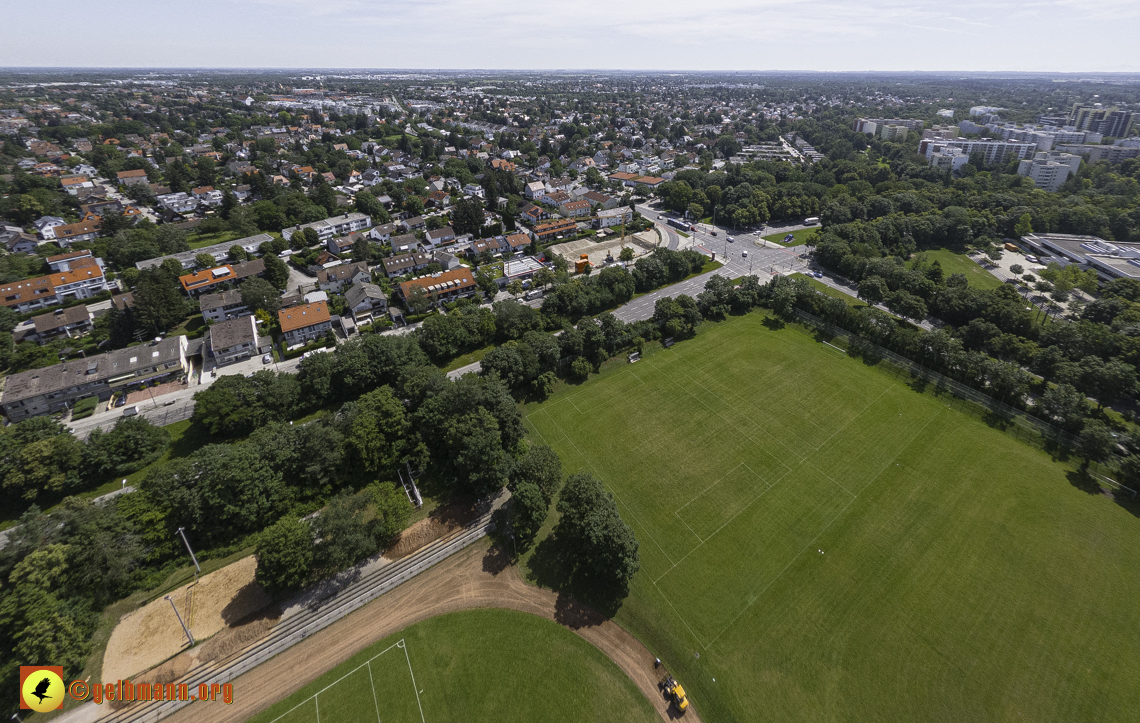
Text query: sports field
523 310 1140 721
245 609 658 723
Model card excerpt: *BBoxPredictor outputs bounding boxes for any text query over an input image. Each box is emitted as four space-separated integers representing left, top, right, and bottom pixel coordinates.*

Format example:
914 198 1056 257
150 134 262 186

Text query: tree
451 196 484 236
1076 420 1114 467
1014 213 1033 238
508 481 547 546
0 307 18 333
555 472 640 587
228 244 250 262
570 356 591 381
619 246 634 263
241 276 282 314
312 492 379 572
82 417 169 483
885 289 928 321
371 481 412 546
1009 264 1024 276
1039 383 1087 431
511 444 563 505
1079 356 1136 410
195 253 217 269
405 284 432 315
475 268 500 299
262 252 290 290
858 275 888 304
443 408 509 497
506 280 524 299
255 517 314 595
343 386 409 479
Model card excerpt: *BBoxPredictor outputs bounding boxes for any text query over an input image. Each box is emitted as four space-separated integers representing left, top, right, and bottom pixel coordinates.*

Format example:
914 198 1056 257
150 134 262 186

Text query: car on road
814 271 824 278
742 250 748 257
727 236 734 243
262 354 273 364
710 231 717 236
122 405 140 417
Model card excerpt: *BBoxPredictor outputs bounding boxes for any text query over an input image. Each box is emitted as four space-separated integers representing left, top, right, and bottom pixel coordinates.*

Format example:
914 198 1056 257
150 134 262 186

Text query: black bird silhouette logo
31 676 53 703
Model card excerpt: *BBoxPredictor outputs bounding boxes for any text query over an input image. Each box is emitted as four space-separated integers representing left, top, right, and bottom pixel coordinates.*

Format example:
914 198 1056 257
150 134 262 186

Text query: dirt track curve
164 541 701 723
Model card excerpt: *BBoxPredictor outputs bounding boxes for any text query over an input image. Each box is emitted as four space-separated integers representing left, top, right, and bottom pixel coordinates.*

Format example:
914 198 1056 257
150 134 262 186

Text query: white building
1017 152 1082 192
282 213 372 242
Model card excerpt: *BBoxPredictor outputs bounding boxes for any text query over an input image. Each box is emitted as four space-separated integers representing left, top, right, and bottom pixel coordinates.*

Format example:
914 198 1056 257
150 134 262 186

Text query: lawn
763 227 818 246
188 230 244 249
245 609 658 723
522 310 1140 722
913 248 1002 291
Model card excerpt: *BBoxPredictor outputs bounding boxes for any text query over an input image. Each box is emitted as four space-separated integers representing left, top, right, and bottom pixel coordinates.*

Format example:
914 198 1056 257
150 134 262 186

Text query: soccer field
524 311 1140 722
245 609 658 723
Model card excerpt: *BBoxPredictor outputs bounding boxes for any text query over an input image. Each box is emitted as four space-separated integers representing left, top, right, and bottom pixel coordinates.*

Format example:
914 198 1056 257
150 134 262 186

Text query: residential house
345 282 388 325
397 268 477 308
462 184 485 199
583 191 618 209
191 186 224 207
504 233 531 254
633 176 665 190
317 262 370 293
382 251 432 277
369 223 398 242
520 204 549 225
28 305 94 344
281 212 372 242
434 251 464 271
524 181 546 200
389 233 420 254
44 219 101 246
468 238 499 257
156 192 198 214
561 200 592 218
278 301 332 347
400 216 426 232
594 207 634 229
1 336 190 422
533 219 579 241
48 255 110 302
136 233 273 270
0 276 58 313
208 315 269 366
427 190 451 208
199 289 248 323
326 235 356 257
33 216 67 238
543 190 571 206
424 226 456 248
116 169 149 187
61 176 93 195
5 231 38 254
179 265 239 296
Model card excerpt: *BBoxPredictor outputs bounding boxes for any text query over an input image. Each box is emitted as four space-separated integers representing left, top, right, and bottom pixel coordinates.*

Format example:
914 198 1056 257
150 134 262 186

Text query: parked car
122 405 140 417
113 395 127 407
742 250 748 258
262 354 273 364
813 271 824 278
710 231 718 236
727 236 734 243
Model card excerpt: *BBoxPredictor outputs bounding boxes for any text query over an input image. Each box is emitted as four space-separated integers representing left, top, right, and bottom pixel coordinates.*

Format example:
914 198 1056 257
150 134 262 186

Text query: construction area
548 230 659 270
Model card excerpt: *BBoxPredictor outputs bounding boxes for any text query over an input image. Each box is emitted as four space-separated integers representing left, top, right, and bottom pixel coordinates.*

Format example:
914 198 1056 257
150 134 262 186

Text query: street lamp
165 595 195 646
176 527 201 576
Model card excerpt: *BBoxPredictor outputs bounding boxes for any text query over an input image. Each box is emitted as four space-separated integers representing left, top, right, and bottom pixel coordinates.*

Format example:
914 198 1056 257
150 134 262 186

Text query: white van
122 405 140 417
742 250 749 258
804 217 820 225
525 289 543 301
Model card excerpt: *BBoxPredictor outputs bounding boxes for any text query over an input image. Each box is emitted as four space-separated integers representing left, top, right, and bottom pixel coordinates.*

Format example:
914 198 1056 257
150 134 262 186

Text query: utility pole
176 527 201 576
165 595 195 646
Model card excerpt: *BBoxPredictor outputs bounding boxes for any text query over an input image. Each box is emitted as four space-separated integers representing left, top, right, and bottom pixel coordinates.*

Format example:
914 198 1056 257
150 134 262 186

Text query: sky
3 0 1139 72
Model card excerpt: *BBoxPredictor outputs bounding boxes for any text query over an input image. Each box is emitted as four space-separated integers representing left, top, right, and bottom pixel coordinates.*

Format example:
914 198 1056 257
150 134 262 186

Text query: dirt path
163 543 701 723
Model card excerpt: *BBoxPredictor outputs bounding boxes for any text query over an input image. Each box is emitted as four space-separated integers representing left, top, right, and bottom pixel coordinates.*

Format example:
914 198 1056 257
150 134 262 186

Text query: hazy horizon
4 0 1139 73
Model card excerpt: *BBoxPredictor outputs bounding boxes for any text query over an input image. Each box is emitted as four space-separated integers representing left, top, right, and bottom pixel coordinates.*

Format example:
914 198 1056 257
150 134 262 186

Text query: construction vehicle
661 675 689 713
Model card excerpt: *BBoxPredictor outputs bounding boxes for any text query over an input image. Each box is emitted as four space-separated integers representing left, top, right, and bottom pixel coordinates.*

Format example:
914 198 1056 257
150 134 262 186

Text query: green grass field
523 311 1140 722
793 273 864 307
245 610 658 723
913 248 1002 291
764 228 818 246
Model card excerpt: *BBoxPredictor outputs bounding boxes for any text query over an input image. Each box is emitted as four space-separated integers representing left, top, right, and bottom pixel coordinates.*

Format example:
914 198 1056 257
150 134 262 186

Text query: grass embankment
764 227 818 246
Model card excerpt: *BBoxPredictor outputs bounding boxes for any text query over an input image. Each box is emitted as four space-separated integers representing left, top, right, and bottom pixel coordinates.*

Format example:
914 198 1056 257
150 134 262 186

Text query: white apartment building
920 139 1037 165
282 212 372 242
1017 152 1082 192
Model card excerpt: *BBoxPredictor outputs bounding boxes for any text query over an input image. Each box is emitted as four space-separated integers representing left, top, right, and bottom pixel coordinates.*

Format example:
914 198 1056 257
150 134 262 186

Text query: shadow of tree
762 316 785 331
527 532 628 619
481 541 513 576
1066 469 1105 496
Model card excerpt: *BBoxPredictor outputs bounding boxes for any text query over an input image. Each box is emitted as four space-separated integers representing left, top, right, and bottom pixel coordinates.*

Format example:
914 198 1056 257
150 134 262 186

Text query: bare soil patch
102 556 273 682
163 543 702 723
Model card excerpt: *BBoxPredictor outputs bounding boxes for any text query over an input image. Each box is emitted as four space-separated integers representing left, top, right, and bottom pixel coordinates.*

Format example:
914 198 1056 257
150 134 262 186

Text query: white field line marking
268 641 402 723
400 640 427 723
544 410 677 569
704 407 945 648
366 660 381 723
314 693 320 723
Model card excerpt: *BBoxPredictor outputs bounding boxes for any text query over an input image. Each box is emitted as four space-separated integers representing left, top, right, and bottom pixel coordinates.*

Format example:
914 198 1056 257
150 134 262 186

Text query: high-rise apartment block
1068 104 1135 138
1017 152 1082 192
